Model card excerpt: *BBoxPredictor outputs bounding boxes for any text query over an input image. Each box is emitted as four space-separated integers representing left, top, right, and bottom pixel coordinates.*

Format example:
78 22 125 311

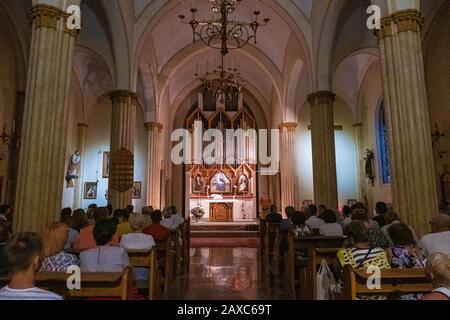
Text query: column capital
78 123 89 128
307 91 336 106
144 122 164 132
30 4 64 30
375 9 424 40
29 4 77 36
278 122 298 131
109 90 138 104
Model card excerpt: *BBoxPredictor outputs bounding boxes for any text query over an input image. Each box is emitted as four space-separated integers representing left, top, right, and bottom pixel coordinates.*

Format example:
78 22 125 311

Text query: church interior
0 0 449 302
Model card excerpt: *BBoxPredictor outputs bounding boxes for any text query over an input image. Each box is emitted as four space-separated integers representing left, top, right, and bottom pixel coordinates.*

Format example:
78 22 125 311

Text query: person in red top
143 210 169 241
74 207 119 252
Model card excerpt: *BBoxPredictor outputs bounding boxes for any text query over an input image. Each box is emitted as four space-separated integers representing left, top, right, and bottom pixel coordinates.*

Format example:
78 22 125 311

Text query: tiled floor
167 247 290 300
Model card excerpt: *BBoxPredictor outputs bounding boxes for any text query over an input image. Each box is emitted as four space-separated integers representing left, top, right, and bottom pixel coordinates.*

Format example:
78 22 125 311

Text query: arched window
378 101 391 184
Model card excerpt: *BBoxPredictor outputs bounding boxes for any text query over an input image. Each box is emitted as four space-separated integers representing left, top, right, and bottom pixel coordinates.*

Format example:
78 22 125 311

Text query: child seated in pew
0 232 62 300
80 219 130 273
423 253 450 300
40 223 80 272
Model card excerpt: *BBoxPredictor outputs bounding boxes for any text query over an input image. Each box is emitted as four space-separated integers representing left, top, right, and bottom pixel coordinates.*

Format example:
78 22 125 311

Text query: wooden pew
285 234 346 299
259 219 267 256
342 265 433 300
181 221 190 273
264 223 280 274
155 238 173 295
127 248 159 300
310 247 341 300
0 267 134 300
170 228 182 280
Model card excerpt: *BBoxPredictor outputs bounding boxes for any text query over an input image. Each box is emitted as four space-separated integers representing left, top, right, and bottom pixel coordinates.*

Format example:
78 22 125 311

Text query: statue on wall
364 149 375 186
66 151 81 188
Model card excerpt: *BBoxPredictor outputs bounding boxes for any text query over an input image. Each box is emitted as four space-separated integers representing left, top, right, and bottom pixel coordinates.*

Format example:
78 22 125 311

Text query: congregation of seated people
0 203 187 300
260 201 450 300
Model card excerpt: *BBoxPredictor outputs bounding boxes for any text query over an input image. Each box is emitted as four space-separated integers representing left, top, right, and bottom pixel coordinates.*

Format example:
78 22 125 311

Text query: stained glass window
378 101 391 184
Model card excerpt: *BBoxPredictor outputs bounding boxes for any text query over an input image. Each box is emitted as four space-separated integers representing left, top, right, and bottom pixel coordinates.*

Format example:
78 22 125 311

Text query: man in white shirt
80 219 130 273
419 214 450 256
0 233 62 300
305 205 325 230
170 205 185 226
161 207 180 230
319 210 344 236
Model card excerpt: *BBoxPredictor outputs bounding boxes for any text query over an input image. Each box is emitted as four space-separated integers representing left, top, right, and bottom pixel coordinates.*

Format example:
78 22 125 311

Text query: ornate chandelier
196 56 248 102
179 0 270 56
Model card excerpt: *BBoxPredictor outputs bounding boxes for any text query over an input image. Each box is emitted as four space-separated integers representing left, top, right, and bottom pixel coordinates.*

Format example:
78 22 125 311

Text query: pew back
343 265 433 300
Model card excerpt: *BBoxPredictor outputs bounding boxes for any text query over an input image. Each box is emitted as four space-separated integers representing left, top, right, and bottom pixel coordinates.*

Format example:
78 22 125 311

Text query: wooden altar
210 203 234 222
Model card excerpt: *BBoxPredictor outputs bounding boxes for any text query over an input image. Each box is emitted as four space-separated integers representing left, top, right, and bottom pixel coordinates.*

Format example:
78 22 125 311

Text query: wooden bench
285 234 346 299
155 238 173 295
127 248 159 300
263 223 280 274
342 266 433 300
0 267 134 300
310 247 342 300
259 219 267 255
181 221 190 273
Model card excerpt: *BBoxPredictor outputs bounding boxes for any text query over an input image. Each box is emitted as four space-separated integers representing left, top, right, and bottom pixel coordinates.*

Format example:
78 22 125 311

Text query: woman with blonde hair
423 253 450 300
40 223 80 272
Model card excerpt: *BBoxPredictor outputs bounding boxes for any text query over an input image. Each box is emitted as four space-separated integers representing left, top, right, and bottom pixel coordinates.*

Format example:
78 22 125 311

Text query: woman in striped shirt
338 221 391 270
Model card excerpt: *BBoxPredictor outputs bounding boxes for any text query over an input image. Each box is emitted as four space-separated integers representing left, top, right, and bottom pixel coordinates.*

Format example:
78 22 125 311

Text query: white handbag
316 259 337 300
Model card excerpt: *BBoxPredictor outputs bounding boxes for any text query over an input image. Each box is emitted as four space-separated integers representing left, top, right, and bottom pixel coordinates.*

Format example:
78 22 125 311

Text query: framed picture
102 152 110 178
210 171 231 194
84 182 98 200
192 174 204 194
132 182 142 199
237 174 249 193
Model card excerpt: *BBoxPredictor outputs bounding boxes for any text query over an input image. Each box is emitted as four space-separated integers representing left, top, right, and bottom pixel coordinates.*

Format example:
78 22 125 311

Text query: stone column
308 91 338 209
13 5 76 233
108 90 137 210
145 122 163 209
73 123 88 208
278 123 298 214
375 10 438 235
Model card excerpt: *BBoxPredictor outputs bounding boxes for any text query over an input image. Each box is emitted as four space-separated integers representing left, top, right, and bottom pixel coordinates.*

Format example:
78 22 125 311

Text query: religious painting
102 152 110 178
210 171 232 194
84 182 98 200
237 174 249 193
192 174 205 194
132 182 142 199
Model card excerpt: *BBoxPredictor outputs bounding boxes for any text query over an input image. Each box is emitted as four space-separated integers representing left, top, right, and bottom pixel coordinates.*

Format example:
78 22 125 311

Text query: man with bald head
418 214 450 256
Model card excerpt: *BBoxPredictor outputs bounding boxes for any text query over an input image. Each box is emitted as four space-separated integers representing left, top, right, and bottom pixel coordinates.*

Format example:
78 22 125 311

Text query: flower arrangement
191 207 205 223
